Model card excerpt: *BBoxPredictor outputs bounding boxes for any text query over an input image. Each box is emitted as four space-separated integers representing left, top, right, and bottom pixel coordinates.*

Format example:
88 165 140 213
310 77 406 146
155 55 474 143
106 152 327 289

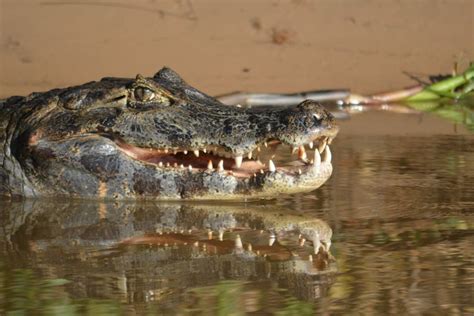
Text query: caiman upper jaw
108 99 339 181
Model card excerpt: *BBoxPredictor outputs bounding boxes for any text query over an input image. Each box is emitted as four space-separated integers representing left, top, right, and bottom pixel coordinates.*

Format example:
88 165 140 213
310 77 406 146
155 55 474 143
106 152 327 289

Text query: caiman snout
278 100 339 147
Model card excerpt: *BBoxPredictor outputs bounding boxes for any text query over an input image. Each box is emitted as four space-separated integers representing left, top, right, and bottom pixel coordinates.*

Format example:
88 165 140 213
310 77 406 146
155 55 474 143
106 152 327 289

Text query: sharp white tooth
235 234 243 249
247 151 252 159
269 233 276 246
193 150 199 157
257 146 261 152
234 156 243 168
247 243 253 252
180 164 184 169
298 169 302 175
183 150 188 155
203 148 207 153
158 162 163 167
299 238 306 246
309 255 313 262
218 229 224 241
173 150 178 155
314 149 321 167
207 160 213 170
323 145 332 162
188 165 193 171
260 169 264 174
318 139 327 153
268 159 276 172
164 149 169 153
207 230 213 240
309 141 314 149
264 142 268 148
174 163 178 168
166 162 170 167
298 146 307 160
218 160 224 171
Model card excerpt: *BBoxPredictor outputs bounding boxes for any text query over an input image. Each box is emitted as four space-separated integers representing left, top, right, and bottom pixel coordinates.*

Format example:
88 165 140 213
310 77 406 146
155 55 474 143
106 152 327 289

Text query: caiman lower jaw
113 136 333 180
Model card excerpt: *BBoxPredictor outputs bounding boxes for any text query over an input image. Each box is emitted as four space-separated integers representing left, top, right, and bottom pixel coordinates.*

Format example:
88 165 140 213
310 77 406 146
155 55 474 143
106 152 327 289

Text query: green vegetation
406 63 474 101
406 96 474 131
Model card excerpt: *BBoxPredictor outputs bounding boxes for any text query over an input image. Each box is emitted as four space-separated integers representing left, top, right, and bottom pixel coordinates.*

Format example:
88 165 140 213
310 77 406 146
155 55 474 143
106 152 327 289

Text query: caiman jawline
114 136 333 179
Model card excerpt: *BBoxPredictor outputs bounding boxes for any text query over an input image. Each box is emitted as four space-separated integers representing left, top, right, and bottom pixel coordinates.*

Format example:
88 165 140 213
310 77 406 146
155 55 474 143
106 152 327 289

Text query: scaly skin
0 68 338 200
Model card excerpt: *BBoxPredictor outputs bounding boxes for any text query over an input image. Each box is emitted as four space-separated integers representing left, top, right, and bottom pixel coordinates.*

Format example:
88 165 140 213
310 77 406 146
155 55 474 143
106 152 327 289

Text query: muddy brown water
1 105 473 315
1 0 474 314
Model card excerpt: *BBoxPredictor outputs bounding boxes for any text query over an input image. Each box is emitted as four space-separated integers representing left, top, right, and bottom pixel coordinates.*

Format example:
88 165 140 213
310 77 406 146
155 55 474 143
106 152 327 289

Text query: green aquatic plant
406 63 474 101
345 63 474 104
405 96 474 131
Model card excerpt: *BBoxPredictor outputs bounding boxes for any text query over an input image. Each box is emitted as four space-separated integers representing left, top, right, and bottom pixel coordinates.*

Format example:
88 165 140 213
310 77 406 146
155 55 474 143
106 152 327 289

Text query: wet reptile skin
0 68 338 200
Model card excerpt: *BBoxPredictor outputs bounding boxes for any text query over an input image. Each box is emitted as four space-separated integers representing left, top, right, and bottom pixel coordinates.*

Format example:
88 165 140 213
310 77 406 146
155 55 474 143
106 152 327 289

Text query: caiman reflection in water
0 199 336 311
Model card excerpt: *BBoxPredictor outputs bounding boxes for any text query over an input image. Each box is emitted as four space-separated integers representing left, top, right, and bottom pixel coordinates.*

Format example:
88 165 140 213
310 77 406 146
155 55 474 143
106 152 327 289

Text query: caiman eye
134 87 155 102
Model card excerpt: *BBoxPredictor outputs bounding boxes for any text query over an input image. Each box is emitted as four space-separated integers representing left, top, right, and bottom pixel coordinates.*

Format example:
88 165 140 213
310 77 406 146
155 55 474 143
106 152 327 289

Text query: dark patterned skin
0 68 338 200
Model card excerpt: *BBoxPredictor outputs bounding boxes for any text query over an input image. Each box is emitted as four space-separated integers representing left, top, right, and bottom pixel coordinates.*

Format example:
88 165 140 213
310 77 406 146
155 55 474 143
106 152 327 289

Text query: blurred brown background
0 0 472 98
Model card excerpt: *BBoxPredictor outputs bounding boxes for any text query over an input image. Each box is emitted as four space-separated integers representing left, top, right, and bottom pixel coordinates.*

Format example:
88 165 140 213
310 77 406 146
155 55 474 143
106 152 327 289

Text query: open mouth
114 136 335 179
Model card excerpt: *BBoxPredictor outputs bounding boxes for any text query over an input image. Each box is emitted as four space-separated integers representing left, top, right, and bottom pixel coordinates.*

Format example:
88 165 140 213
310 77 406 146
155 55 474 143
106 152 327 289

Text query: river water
1 103 473 315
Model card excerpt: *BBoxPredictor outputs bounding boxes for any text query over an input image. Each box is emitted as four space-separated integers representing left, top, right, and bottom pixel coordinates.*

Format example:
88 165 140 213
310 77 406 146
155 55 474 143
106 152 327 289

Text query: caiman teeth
235 234 243 249
269 233 276 246
318 137 328 153
322 145 332 162
298 146 307 161
234 155 243 168
313 149 321 167
268 159 276 172
115 135 334 179
218 160 224 172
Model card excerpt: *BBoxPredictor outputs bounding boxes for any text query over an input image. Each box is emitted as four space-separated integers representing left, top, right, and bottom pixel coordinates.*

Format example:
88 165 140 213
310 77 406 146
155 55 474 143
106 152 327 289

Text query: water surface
1 105 473 315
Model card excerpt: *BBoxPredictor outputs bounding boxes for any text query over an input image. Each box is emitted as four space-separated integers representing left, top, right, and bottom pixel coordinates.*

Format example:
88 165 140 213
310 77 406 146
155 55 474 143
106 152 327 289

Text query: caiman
0 68 338 200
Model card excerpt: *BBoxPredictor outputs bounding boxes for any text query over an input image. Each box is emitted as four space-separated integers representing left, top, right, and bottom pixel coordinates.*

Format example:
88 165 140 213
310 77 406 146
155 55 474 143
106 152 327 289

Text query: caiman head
2 68 339 200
